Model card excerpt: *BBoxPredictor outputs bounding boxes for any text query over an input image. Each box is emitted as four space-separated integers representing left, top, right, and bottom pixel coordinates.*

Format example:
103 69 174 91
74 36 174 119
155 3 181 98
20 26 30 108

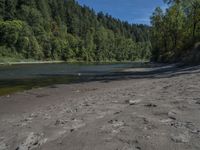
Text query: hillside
0 0 151 62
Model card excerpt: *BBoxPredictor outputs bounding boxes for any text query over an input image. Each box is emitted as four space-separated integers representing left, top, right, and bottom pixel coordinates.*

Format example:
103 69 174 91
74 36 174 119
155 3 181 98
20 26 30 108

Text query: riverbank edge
0 60 65 65
0 60 149 66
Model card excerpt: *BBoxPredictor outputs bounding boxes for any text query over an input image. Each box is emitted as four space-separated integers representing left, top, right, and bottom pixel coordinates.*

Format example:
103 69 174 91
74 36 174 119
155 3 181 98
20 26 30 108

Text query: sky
77 0 168 25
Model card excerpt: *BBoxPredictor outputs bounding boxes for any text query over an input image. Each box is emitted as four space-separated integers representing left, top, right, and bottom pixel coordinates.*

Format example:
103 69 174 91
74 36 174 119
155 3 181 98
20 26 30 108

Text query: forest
151 0 200 63
0 0 151 62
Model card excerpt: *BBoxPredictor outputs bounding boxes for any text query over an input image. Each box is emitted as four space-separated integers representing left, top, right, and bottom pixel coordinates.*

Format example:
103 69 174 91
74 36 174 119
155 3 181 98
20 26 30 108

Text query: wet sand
0 64 200 150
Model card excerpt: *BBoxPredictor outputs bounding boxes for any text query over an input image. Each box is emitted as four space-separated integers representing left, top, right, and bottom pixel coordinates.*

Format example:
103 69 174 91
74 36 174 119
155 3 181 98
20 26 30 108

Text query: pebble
168 111 177 120
55 119 68 126
43 114 51 120
126 99 142 105
121 145 141 150
145 103 157 107
160 118 173 123
30 113 38 118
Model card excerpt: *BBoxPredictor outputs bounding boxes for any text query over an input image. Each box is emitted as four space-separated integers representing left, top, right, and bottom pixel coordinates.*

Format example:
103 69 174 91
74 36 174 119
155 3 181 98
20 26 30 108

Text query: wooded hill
0 0 151 62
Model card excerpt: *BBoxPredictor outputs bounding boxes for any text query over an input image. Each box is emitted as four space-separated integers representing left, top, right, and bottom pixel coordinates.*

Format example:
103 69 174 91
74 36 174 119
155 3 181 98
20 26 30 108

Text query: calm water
0 62 147 95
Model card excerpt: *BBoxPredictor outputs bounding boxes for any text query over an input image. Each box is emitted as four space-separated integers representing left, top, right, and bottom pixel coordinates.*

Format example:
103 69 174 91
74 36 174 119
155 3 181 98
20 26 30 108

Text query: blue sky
77 0 168 25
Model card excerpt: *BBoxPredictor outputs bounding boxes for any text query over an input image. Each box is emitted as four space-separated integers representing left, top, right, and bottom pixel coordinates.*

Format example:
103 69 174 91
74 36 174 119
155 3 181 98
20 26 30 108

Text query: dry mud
0 65 200 150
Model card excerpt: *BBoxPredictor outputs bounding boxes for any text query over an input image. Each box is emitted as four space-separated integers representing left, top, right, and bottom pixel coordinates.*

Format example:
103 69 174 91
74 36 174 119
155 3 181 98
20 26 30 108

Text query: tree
151 0 200 63
5 0 17 20
0 0 5 19
188 0 200 41
150 7 166 61
0 20 24 47
0 0 151 62
84 28 95 61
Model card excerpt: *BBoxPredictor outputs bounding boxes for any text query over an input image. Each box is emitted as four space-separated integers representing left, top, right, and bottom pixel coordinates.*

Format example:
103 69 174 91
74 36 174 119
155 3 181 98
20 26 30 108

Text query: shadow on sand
94 64 200 83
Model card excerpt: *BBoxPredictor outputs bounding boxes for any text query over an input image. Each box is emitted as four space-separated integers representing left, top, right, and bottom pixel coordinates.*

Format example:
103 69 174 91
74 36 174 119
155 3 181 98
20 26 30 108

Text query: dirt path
0 65 200 150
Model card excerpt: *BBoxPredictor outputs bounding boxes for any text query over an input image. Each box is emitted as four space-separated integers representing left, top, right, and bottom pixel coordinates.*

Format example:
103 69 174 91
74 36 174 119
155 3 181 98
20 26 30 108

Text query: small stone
114 111 121 115
145 103 157 107
168 111 177 120
30 113 38 118
70 129 75 132
44 114 51 120
160 118 173 124
55 119 68 126
126 99 142 105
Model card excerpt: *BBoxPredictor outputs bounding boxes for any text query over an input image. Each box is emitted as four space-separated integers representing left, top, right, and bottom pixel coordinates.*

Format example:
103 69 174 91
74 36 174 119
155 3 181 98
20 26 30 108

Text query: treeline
0 0 151 62
151 0 200 63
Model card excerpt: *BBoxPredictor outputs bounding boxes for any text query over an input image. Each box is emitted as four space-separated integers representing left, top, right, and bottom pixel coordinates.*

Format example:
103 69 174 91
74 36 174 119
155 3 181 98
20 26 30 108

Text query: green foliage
0 0 150 62
0 20 23 46
151 0 200 63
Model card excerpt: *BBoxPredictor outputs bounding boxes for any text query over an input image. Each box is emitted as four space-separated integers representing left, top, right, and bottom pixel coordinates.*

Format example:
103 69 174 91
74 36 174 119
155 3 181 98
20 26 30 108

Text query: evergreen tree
0 0 5 19
151 0 200 63
0 0 151 62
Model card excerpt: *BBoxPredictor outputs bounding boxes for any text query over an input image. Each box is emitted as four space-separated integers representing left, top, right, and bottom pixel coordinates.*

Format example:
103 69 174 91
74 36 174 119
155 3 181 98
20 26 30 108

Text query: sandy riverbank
0 65 200 150
0 60 149 66
0 60 65 65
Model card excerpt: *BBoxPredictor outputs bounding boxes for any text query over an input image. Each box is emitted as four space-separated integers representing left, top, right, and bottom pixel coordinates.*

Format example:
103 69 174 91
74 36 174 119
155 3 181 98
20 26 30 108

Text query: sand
0 64 200 150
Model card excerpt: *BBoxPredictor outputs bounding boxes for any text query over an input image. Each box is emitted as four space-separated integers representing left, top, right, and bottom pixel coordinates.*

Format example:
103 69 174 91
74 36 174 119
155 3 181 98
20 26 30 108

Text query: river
0 62 148 95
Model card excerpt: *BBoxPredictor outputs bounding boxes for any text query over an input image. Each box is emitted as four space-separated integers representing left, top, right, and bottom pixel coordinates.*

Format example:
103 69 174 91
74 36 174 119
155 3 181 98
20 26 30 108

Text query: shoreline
0 60 65 65
0 65 200 150
0 60 149 66
0 63 192 96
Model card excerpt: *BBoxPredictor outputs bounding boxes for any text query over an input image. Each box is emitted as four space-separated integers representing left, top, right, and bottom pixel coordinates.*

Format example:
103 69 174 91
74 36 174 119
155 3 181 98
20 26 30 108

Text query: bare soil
0 64 200 150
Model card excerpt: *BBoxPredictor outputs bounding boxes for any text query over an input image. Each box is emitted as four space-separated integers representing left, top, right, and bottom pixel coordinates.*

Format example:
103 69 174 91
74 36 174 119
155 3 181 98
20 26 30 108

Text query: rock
23 117 33 122
30 113 38 118
145 103 157 108
126 99 142 105
171 132 190 143
168 111 177 120
43 114 51 120
113 111 121 115
160 118 173 124
71 119 86 130
16 132 47 150
55 119 68 126
121 145 141 150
